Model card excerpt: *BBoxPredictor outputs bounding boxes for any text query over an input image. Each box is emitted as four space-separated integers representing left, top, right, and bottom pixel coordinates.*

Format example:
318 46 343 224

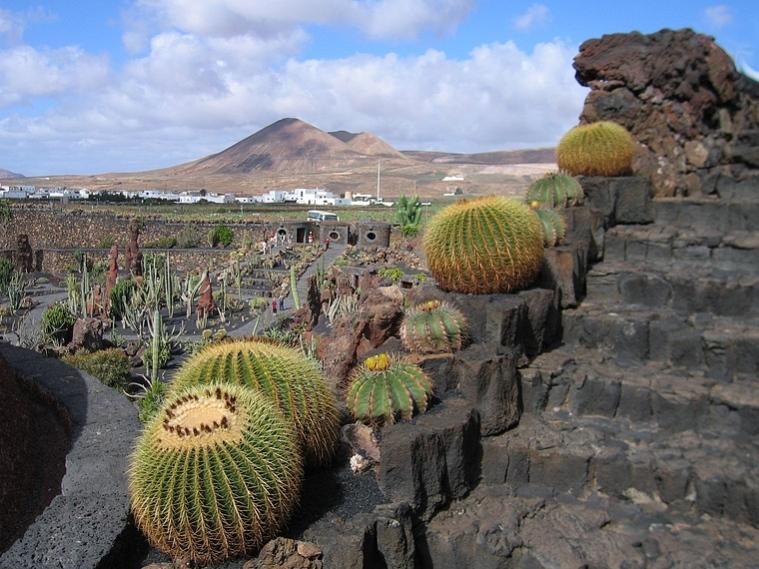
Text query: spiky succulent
346 354 433 425
533 208 567 247
129 383 303 564
557 121 635 177
400 299 468 354
170 339 339 466
526 173 584 208
423 196 544 294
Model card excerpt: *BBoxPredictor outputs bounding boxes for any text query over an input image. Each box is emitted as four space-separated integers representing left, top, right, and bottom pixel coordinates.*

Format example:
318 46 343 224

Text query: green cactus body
129 384 302 564
423 196 544 294
400 299 468 354
346 354 433 425
557 121 635 177
526 173 584 208
535 209 567 247
170 339 339 466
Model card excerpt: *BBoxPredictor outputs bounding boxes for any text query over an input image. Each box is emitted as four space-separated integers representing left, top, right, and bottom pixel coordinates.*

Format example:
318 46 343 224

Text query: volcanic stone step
604 224 759 274
562 303 759 380
422 483 759 569
585 261 759 318
520 347 759 439
653 197 759 232
480 413 759 527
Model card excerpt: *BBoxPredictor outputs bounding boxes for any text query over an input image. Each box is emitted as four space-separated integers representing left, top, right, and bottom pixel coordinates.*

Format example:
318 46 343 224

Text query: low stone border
0 344 145 569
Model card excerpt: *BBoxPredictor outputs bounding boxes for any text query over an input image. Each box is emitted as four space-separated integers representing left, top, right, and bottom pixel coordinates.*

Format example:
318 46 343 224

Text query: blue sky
0 1 757 176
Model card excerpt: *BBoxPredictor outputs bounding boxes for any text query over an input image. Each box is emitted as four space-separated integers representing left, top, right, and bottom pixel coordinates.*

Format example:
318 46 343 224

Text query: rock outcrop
574 28 759 197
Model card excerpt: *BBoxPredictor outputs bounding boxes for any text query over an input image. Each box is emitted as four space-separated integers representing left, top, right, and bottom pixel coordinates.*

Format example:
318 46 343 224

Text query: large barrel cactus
129 384 302 564
400 299 468 354
346 353 433 425
557 121 634 176
534 208 567 247
423 196 544 294
170 339 339 466
526 173 584 208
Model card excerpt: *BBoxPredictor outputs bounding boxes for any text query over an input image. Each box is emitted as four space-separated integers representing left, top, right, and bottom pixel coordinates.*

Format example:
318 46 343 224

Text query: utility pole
376 160 381 202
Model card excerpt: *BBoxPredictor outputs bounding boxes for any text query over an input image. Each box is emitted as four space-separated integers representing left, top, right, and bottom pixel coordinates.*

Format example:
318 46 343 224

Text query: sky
0 1 757 176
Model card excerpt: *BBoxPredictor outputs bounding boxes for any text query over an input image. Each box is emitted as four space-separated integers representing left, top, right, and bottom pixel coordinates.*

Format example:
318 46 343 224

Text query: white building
288 188 350 206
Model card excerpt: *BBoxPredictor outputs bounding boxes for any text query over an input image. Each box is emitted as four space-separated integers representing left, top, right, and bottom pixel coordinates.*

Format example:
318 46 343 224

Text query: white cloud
133 0 474 40
0 45 110 106
513 4 550 31
704 5 732 28
0 36 586 174
739 61 759 81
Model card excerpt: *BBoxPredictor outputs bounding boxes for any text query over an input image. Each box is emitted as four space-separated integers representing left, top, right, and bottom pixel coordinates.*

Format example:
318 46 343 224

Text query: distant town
0 184 398 207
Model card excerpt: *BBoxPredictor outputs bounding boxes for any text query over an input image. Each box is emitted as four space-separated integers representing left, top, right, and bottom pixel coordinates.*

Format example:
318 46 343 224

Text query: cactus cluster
557 121 635 177
400 299 468 354
170 339 339 466
526 173 584 208
346 354 433 425
423 196 544 294
129 384 302 564
533 208 567 247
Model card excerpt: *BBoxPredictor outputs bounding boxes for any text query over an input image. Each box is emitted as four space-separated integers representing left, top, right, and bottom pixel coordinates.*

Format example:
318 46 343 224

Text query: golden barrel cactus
423 196 544 294
557 121 635 176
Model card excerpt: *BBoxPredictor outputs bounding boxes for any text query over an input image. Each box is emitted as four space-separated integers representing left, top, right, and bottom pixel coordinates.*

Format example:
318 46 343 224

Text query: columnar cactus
423 196 544 294
534 208 567 247
557 121 635 176
129 384 302 564
400 299 468 354
170 339 339 466
526 173 584 208
346 354 433 425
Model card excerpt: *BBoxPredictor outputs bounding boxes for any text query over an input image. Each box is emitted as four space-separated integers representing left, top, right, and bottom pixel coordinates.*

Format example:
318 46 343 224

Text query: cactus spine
526 173 584 208
400 300 468 354
170 339 339 465
346 354 433 425
129 384 302 564
423 196 544 294
534 208 567 247
557 121 635 177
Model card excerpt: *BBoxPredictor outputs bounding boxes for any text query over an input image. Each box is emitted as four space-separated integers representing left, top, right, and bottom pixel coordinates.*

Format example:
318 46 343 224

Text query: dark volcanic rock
70 317 104 351
574 28 759 197
378 398 480 521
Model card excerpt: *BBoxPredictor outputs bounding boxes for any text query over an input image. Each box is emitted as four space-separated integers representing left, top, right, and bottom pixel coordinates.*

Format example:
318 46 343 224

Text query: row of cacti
129 338 340 565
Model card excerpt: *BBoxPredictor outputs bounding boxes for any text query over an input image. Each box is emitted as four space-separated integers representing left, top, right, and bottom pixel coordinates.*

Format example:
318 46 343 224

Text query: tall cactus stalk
163 254 174 318
290 265 300 310
151 309 161 381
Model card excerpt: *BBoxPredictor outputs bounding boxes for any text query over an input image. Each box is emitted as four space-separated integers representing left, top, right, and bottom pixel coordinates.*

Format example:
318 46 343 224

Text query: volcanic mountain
172 118 407 176
0 168 23 179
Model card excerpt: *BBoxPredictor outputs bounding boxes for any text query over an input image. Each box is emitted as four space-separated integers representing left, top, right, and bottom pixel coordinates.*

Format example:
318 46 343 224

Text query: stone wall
574 28 759 197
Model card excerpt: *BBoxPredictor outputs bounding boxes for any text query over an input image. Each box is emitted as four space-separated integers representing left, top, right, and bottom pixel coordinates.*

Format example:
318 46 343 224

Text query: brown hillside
173 118 368 175
403 147 556 165
0 168 23 179
345 132 407 159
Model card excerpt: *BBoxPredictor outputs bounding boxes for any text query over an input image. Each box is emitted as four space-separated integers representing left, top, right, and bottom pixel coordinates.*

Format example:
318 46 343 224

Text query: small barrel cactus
526 172 584 208
423 196 544 294
557 121 635 176
534 208 567 247
129 383 303 564
400 299 468 354
170 339 339 466
346 354 433 425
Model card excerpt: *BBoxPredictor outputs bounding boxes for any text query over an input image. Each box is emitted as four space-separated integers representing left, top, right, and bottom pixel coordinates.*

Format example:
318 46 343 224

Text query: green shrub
0 258 13 293
129 383 302 564
423 196 544 294
176 229 200 248
378 267 403 283
144 236 177 249
62 348 131 389
110 278 136 320
40 303 76 343
98 236 115 249
208 224 234 247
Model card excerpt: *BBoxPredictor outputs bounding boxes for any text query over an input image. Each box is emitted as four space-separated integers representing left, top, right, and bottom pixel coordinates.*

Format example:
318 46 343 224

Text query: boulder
70 318 104 352
573 29 759 197
245 537 323 569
